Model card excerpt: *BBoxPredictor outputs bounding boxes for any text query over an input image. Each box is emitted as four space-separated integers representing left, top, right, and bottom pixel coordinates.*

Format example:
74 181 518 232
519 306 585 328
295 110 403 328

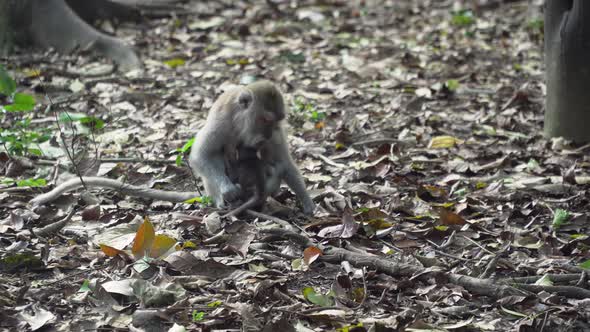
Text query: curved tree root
30 176 199 206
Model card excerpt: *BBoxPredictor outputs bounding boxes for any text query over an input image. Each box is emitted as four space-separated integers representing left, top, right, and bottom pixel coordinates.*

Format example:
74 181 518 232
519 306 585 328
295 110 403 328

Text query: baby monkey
222 141 270 218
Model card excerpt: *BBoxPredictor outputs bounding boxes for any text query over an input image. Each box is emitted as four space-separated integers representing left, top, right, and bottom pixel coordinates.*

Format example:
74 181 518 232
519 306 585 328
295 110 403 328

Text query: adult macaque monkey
189 80 315 215
31 81 315 216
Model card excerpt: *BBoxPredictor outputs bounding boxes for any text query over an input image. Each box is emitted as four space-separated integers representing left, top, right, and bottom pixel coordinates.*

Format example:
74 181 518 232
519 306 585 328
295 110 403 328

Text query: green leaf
451 10 475 26
0 65 16 96
78 279 92 293
16 178 46 187
177 137 195 154
59 112 88 122
552 209 569 229
192 310 205 322
164 58 186 68
175 154 183 166
302 287 334 307
446 79 460 91
4 93 36 112
79 116 105 130
309 110 326 123
184 196 212 205
27 148 43 156
13 93 36 107
580 260 590 270
207 300 222 308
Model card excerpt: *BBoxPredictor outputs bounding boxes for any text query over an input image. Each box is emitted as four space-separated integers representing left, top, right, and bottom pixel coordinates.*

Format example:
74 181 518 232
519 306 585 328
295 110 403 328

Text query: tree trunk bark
544 0 590 142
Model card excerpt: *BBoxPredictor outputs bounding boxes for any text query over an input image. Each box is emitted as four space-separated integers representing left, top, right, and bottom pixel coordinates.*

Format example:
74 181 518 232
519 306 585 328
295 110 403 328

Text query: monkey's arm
30 176 199 206
189 123 240 207
281 160 315 215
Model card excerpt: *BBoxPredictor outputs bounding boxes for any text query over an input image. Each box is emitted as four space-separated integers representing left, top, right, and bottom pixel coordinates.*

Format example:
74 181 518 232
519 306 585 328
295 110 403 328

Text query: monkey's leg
30 176 199 206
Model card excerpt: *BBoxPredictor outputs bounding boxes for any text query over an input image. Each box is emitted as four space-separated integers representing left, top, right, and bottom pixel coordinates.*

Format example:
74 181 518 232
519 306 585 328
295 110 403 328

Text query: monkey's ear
238 91 253 109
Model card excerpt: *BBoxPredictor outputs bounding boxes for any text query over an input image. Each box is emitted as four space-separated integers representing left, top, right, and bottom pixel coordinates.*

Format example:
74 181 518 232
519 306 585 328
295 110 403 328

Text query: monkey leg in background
30 0 141 71
189 80 315 215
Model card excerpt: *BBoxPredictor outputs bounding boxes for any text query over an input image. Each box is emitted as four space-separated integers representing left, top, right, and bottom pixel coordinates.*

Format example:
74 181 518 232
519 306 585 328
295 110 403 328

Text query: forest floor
2 0 590 331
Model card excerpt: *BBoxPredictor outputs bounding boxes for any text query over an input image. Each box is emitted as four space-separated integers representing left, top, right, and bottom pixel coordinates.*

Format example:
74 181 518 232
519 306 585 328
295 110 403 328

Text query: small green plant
445 79 460 92
207 300 222 307
175 137 195 166
0 65 49 156
184 195 212 206
192 310 205 322
302 287 335 307
0 65 35 112
451 10 475 26
1 177 46 187
527 18 544 32
291 97 325 124
552 209 569 230
1 118 49 156
58 112 105 131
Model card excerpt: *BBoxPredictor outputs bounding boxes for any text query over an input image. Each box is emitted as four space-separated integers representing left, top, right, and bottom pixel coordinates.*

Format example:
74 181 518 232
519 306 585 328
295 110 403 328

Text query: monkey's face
235 88 285 148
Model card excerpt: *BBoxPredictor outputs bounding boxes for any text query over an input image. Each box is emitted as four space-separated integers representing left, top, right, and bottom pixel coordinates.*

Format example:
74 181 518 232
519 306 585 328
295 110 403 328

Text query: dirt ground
1 1 590 331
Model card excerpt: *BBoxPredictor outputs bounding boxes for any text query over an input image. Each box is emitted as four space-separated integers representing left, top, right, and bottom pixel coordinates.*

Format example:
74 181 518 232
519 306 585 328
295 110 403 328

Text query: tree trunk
544 0 590 142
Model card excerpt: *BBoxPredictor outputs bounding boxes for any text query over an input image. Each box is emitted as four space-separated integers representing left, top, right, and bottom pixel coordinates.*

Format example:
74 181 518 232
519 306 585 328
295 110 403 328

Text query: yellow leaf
100 244 125 257
182 241 197 249
24 69 41 78
132 218 155 258
149 234 177 258
164 58 185 68
428 135 464 149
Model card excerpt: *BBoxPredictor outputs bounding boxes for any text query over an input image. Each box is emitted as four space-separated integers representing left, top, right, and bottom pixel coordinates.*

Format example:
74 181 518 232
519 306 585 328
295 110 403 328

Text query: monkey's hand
302 198 316 216
220 181 241 204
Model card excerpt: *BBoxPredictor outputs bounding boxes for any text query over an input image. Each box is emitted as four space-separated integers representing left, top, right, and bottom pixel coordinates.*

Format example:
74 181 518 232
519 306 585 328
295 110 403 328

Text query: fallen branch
30 176 198 206
322 247 524 299
512 284 590 299
500 273 584 284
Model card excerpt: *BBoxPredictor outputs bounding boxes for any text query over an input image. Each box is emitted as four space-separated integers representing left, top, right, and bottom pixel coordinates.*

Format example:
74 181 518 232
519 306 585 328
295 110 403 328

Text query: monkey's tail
30 176 199 206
